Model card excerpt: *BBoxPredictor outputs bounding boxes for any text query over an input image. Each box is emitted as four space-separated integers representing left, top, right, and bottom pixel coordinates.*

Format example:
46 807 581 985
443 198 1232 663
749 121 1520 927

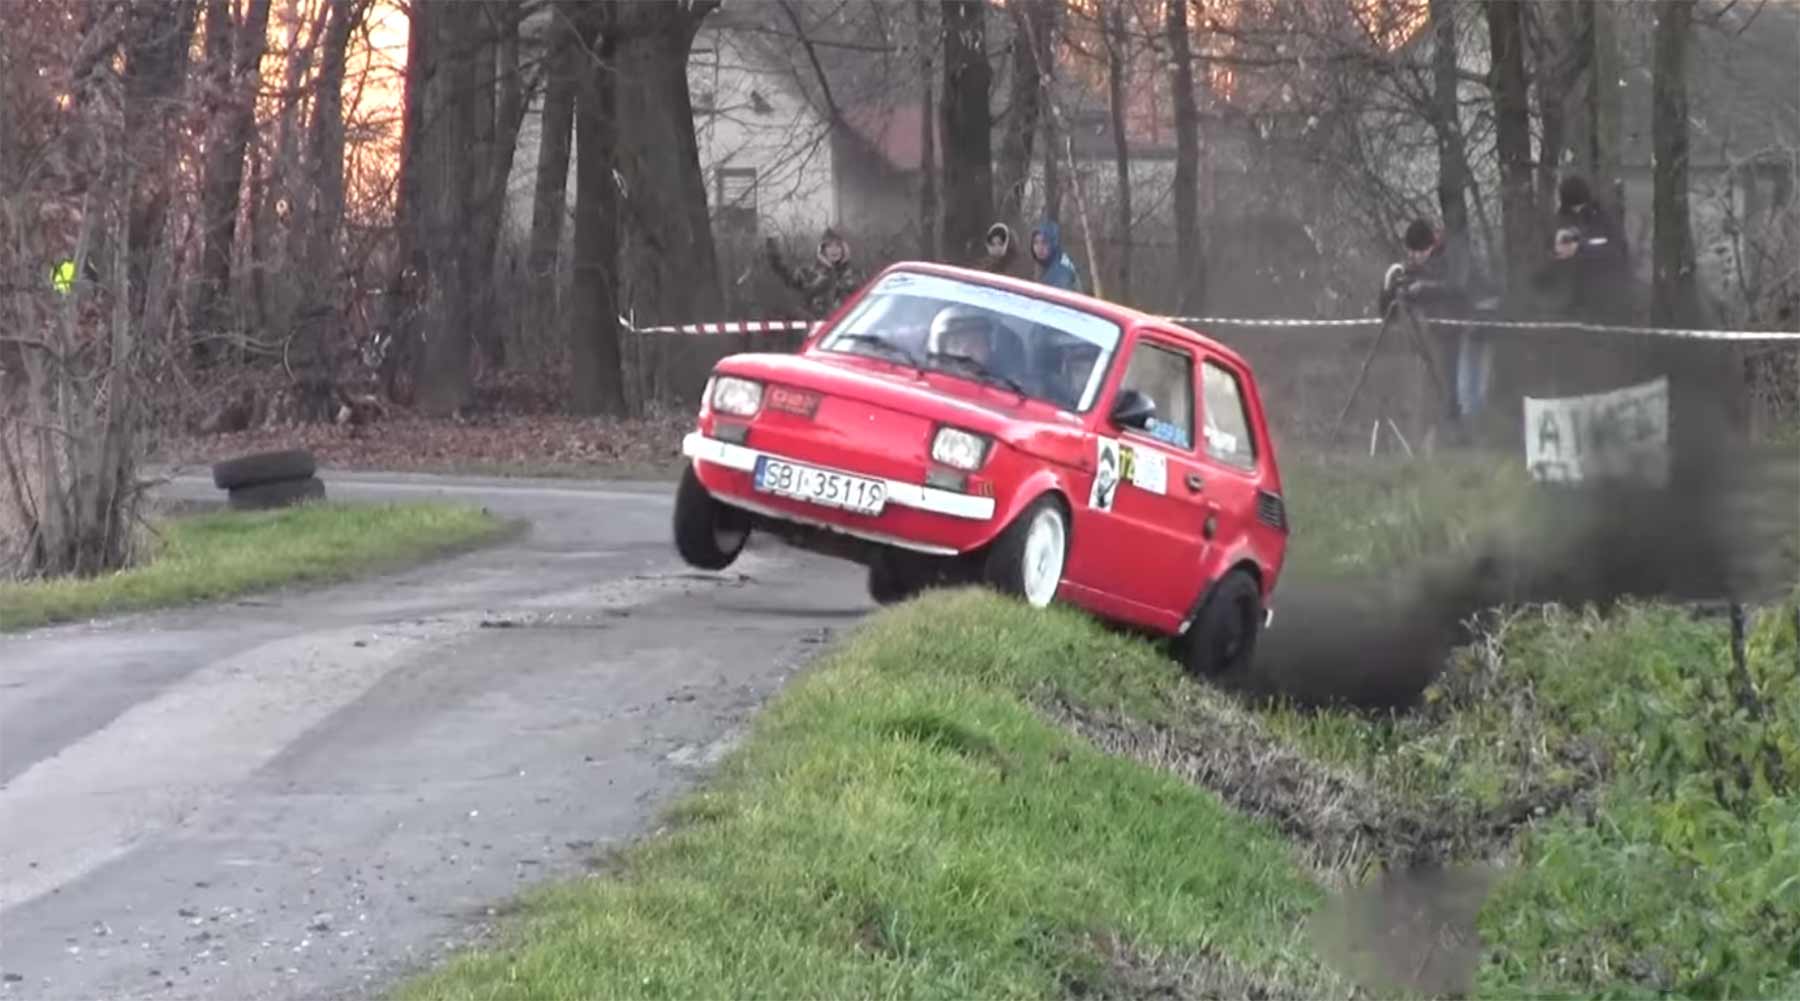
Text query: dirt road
0 472 867 1000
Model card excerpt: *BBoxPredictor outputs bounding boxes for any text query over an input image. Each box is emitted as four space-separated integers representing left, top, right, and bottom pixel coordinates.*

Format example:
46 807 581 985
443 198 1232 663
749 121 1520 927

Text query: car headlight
711 376 763 417
930 426 991 471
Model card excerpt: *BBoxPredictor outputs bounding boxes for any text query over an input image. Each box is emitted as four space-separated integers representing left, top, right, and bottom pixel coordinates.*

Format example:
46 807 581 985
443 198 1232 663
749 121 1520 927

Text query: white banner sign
1523 377 1670 487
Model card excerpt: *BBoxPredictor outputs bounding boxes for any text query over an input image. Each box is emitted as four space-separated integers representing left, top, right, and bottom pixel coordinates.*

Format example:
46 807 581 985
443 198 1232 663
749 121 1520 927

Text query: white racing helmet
926 304 994 356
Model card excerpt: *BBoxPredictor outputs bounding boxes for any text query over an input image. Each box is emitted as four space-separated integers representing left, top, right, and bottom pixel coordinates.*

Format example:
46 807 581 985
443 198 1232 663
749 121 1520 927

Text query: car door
1065 331 1213 623
1189 353 1273 597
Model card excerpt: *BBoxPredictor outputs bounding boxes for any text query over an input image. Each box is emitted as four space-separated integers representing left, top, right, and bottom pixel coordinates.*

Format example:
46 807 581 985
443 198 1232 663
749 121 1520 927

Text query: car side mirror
1110 388 1156 430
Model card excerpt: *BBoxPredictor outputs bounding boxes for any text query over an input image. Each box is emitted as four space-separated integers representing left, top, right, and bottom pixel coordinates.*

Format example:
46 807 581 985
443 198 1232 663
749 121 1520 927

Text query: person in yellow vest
51 257 76 295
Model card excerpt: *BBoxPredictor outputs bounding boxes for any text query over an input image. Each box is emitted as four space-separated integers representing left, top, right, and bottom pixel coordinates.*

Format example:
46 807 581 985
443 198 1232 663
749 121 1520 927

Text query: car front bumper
682 432 997 556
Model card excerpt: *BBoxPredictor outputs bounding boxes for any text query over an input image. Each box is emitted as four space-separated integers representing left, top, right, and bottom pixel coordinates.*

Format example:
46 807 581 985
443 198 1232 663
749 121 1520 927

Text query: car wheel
672 465 750 571
984 496 1067 609
1180 569 1263 679
866 555 916 606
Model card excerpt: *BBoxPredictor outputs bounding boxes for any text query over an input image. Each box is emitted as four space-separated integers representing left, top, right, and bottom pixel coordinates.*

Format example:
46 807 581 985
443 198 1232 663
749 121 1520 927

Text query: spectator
1029 221 1081 291
766 227 866 319
1530 174 1632 322
974 222 1025 277
1378 218 1498 423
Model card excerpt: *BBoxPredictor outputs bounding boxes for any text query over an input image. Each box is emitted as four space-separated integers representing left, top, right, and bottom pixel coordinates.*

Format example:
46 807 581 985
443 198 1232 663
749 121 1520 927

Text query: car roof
871 261 1255 373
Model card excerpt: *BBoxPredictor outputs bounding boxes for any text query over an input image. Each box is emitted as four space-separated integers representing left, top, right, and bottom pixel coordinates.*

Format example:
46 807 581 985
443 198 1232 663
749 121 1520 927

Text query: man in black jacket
1530 175 1633 323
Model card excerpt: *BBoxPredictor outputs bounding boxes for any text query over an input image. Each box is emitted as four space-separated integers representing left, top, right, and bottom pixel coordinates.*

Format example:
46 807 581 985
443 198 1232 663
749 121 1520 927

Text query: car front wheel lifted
984 496 1067 609
672 465 750 570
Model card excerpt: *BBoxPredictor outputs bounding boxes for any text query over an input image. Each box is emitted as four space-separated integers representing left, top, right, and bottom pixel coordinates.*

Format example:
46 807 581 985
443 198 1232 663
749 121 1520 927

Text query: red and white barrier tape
623 312 1800 343
626 319 819 336
1172 315 1800 342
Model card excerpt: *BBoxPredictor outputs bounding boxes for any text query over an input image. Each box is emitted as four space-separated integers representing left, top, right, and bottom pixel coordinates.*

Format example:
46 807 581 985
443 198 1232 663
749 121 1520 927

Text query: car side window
1201 360 1257 470
1119 340 1195 450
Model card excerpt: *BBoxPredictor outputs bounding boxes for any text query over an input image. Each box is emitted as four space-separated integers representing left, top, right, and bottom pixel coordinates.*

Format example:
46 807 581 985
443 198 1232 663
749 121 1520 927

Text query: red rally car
673 263 1290 677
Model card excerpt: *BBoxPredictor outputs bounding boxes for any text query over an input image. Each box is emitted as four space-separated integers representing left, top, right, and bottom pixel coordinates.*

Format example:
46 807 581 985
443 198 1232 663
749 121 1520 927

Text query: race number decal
1126 446 1167 494
1091 438 1120 512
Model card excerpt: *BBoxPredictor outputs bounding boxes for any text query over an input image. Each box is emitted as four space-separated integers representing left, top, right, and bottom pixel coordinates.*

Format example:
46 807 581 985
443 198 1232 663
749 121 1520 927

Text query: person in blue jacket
1029 220 1080 291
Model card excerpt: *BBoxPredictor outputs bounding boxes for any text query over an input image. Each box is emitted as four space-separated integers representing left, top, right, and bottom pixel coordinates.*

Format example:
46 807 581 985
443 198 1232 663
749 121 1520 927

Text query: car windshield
816 271 1122 412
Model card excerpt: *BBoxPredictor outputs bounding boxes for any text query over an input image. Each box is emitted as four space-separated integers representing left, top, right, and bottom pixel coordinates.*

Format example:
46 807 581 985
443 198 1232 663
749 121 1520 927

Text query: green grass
1263 590 1800 998
1279 449 1533 578
399 591 1346 1000
0 501 507 632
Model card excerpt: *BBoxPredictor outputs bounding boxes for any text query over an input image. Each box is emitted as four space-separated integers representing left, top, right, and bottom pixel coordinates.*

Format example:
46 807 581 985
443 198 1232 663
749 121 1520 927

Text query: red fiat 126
674 263 1289 676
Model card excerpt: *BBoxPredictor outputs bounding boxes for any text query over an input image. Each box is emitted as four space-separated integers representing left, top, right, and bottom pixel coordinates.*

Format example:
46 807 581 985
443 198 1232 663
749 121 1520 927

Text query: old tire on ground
1180 569 1263 679
984 495 1067 609
673 465 750 571
212 449 317 490
227 475 326 512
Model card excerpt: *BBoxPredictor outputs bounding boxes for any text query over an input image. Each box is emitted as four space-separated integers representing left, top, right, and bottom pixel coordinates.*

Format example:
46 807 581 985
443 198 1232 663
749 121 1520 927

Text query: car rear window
1202 360 1258 470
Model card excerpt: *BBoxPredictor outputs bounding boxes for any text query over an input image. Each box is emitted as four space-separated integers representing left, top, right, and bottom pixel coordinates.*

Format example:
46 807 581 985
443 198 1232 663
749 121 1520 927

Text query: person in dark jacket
1529 174 1633 323
766 227 866 319
975 222 1025 277
1378 219 1468 317
1029 220 1080 291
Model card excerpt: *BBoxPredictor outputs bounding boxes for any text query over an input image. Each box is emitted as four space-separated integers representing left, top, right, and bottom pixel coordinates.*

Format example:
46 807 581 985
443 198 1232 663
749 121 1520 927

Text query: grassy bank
1266 592 1800 997
402 591 1350 1000
0 501 506 632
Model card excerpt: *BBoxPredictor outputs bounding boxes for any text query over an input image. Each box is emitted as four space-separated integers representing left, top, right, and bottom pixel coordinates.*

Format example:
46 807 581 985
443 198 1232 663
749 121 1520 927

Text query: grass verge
399 590 1351 1000
0 501 507 632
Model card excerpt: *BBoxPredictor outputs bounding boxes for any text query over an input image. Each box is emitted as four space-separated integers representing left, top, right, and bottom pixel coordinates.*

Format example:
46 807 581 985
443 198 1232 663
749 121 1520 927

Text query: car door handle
1184 472 1205 493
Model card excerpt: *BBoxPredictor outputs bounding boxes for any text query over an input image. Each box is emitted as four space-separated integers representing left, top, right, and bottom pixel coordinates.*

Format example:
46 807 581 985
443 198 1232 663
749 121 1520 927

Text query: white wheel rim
1020 508 1065 608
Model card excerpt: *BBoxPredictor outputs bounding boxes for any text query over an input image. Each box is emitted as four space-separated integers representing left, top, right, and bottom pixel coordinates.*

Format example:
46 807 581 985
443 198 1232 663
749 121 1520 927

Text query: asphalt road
0 471 869 1000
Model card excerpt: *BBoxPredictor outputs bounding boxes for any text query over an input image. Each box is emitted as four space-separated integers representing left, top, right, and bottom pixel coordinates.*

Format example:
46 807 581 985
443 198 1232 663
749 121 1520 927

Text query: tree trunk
1167 0 1204 314
415 0 482 417
915 0 938 259
569 10 625 416
527 3 578 326
1578 0 1622 189
294 0 354 422
1651 0 1699 327
996 1 1044 226
196 0 273 365
939 0 993 261
612 2 722 331
122 1 199 327
1486 0 1535 293
1105 1 1131 304
1429 0 1469 248
469 1 525 371
1034 0 1060 226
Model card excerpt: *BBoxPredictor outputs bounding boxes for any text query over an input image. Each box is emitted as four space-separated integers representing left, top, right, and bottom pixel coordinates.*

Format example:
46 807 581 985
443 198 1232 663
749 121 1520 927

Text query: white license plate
754 456 887 515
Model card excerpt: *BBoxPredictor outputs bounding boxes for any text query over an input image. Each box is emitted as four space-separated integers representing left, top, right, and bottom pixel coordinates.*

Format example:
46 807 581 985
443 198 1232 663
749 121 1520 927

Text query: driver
926 305 995 365
1051 342 1100 409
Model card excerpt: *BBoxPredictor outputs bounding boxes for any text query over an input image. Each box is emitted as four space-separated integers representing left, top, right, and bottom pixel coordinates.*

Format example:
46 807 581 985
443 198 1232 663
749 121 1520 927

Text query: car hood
715 351 1093 461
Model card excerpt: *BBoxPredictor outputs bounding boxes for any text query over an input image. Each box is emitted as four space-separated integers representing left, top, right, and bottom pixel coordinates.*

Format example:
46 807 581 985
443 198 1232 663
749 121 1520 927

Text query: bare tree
915 0 939 259
1486 0 1535 292
611 0 724 331
1167 0 1204 313
940 0 994 260
1428 0 1470 249
569 6 625 416
1105 0 1132 302
528 2 579 330
414 0 484 416
1651 0 1700 326
997 1 1048 225
195 0 273 366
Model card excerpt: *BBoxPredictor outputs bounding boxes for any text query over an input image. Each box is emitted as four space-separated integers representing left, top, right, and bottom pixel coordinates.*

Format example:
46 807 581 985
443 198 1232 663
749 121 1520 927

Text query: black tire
228 475 326 512
672 465 750 571
1180 569 1263 679
212 449 317 490
867 554 919 606
983 495 1068 609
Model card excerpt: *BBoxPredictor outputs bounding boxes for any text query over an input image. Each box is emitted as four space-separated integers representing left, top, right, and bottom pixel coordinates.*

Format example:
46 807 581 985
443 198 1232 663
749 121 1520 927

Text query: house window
715 167 758 235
